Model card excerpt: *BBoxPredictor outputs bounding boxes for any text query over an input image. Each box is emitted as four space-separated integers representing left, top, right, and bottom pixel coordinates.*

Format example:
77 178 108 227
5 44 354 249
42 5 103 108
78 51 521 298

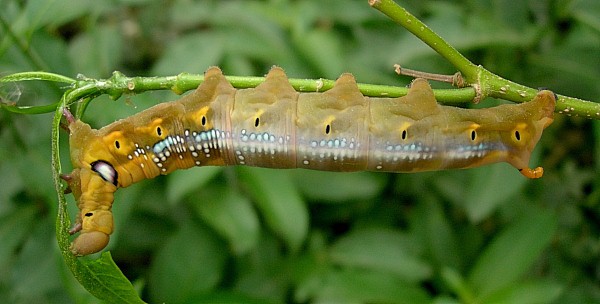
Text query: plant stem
369 0 600 119
63 71 475 110
368 0 478 80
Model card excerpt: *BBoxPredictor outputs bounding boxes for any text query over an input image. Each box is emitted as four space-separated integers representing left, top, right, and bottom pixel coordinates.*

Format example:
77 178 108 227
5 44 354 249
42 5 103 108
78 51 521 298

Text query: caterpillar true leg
62 107 76 125
68 222 82 235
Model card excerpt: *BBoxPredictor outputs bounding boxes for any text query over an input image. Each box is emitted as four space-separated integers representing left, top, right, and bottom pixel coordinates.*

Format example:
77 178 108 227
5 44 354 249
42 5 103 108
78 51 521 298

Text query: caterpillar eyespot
90 160 118 186
62 66 556 256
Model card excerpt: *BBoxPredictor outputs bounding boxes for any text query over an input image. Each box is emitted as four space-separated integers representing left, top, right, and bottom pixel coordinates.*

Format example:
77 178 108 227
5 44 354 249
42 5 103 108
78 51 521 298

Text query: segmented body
62 66 555 256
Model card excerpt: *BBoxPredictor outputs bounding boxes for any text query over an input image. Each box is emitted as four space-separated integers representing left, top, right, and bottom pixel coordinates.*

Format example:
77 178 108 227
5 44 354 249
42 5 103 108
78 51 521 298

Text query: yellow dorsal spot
399 122 412 140
102 131 132 156
254 109 265 127
512 122 529 144
136 118 165 138
467 123 480 141
190 106 212 129
323 115 335 135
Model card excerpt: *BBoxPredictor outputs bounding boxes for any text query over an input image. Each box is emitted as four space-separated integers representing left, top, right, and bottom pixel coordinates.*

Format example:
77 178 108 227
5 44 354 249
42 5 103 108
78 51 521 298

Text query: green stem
4 69 600 119
369 0 478 80
1 70 476 115
369 0 600 119
63 71 475 114
1 102 61 114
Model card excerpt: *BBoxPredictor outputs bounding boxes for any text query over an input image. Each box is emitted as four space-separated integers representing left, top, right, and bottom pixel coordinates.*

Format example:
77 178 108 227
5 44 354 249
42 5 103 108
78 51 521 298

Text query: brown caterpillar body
62 66 555 256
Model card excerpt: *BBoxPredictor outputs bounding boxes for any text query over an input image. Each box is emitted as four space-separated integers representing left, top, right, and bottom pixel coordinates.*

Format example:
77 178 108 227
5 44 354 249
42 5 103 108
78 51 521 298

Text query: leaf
440 267 476 304
72 253 146 303
236 167 308 252
10 217 61 300
461 163 528 221
291 170 386 203
0 205 38 269
148 220 227 304
430 297 462 304
572 0 600 34
234 234 290 302
410 195 462 270
184 291 272 304
467 209 557 299
191 183 260 255
293 28 344 78
435 163 528 222
152 32 224 76
307 268 430 304
210 2 291 64
68 24 123 77
328 227 432 283
53 101 145 304
166 166 222 205
481 280 564 304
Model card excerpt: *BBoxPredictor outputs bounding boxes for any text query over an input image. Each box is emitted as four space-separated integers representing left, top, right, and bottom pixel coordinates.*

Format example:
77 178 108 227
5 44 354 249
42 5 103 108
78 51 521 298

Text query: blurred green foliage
1 0 600 303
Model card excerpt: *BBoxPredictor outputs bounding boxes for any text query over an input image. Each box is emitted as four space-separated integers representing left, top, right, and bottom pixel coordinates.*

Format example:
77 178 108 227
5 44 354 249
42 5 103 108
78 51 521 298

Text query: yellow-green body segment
63 66 555 256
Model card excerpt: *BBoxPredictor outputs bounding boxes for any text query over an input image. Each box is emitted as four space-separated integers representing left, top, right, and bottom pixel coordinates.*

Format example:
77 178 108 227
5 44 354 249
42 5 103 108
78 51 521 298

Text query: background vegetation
1 0 599 303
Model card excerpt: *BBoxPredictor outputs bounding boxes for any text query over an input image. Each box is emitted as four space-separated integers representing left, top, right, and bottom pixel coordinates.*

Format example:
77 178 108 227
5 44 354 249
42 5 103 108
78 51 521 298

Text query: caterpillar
61 66 555 256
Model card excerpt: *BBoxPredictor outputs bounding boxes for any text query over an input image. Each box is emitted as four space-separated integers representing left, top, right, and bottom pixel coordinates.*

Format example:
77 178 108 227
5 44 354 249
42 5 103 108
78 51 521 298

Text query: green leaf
467 209 557 299
191 183 260 255
148 220 226 303
236 167 308 252
234 234 290 302
166 166 222 205
329 227 432 282
9 217 61 300
440 267 476 304
435 163 528 222
481 280 564 304
0 205 38 268
68 24 123 77
306 268 430 304
72 252 146 303
410 195 462 270
293 28 344 78
431 297 462 304
152 32 224 76
184 291 272 304
292 170 386 203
